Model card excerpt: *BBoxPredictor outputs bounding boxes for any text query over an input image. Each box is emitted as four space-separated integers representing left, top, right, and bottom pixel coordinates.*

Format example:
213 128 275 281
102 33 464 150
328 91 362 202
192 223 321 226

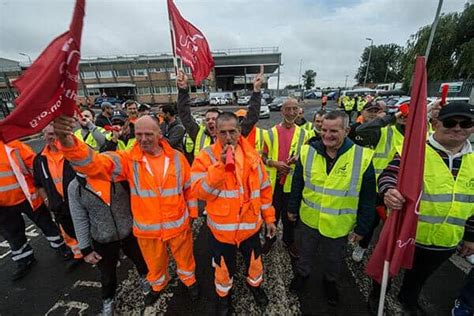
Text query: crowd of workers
0 69 473 316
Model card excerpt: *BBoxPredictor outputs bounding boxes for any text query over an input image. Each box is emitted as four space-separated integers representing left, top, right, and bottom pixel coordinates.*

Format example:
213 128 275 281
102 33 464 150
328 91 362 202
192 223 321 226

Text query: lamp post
19 52 32 64
344 75 348 89
363 38 373 86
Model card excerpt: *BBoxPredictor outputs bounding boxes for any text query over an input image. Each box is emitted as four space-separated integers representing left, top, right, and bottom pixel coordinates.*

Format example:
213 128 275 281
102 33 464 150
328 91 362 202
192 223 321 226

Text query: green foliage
302 69 317 90
355 44 405 84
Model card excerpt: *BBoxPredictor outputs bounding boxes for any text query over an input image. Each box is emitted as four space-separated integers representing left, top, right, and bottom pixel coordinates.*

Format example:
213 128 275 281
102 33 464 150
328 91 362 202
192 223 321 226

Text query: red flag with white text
167 0 214 86
0 0 85 143
366 56 428 283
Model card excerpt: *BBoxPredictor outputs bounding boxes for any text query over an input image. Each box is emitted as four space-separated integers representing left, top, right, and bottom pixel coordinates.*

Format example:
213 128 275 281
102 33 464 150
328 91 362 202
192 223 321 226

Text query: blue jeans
459 268 474 311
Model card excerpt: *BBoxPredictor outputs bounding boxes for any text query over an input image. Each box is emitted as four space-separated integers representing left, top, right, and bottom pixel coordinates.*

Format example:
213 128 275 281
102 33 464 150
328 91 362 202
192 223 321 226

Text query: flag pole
377 260 390 316
167 1 179 76
425 0 443 65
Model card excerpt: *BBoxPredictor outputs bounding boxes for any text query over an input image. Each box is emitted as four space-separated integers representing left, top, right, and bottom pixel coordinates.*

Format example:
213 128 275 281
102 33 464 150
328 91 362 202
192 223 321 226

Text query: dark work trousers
0 201 63 263
93 233 148 300
52 204 77 239
296 221 347 282
359 196 384 249
398 245 456 308
209 231 262 283
269 180 295 246
459 268 474 310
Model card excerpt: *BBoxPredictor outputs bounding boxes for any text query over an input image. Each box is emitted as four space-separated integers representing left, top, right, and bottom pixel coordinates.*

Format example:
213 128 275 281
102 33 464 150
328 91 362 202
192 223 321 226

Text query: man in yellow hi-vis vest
287 110 376 306
262 98 309 257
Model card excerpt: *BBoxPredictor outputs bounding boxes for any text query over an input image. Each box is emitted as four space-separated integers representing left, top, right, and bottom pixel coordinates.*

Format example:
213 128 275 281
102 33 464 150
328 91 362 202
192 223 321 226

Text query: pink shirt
276 124 295 162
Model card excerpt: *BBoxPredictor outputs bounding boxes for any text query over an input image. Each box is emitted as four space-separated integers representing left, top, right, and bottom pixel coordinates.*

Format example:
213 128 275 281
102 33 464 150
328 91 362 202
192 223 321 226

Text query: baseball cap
138 103 151 112
234 109 247 117
438 102 474 120
101 101 113 109
362 101 382 111
111 110 128 123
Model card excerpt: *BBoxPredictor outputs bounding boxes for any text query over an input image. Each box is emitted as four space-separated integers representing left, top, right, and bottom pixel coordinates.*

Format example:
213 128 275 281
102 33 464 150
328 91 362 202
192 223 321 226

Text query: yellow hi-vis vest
184 133 194 154
416 146 474 248
357 97 367 112
194 126 212 157
254 127 266 155
299 144 374 238
264 125 308 193
372 126 404 178
74 128 106 151
343 96 355 111
104 134 136 151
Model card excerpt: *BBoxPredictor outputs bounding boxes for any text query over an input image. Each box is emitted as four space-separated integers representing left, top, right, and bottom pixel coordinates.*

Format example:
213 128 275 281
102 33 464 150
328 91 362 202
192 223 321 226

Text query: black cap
438 102 474 120
111 110 128 123
138 103 151 112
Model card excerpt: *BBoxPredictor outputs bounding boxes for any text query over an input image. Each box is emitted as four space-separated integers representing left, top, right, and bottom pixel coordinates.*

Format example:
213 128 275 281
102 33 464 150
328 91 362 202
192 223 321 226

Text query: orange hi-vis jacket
60 136 197 240
191 137 276 245
0 140 42 209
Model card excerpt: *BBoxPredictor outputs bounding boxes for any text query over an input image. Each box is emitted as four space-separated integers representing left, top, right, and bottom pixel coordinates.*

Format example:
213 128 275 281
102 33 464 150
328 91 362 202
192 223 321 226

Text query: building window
77 89 85 97
148 68 159 73
170 86 177 94
133 69 147 76
115 69 129 77
98 70 114 78
136 87 151 95
87 89 101 97
82 71 96 79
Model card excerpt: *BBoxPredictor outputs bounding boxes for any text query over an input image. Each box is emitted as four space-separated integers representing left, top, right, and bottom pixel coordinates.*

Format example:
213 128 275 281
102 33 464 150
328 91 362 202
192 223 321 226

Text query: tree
302 70 317 90
355 44 405 85
401 3 474 87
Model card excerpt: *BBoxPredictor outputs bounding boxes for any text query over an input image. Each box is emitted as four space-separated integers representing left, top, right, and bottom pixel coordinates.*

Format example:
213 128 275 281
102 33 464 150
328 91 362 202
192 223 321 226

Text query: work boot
102 298 114 316
246 284 269 309
12 256 37 281
261 237 276 255
290 273 308 293
351 245 367 263
188 282 200 302
57 243 73 261
144 290 162 306
216 294 233 316
323 278 339 306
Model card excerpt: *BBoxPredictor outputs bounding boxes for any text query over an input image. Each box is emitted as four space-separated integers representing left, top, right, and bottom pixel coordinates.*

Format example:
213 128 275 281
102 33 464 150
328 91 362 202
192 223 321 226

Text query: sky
0 0 470 88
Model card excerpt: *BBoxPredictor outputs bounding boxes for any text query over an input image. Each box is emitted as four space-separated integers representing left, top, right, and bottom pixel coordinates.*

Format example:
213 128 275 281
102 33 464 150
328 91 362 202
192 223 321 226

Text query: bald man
53 115 199 307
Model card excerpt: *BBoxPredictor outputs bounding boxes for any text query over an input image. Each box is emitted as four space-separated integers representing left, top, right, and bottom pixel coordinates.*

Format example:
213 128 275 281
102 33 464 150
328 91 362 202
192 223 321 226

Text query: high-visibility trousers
209 231 264 297
60 225 82 259
137 228 196 292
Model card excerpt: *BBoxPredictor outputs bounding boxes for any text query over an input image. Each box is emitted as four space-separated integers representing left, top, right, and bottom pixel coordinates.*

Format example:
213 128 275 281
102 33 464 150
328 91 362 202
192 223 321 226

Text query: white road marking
0 250 11 259
0 240 10 248
45 300 89 315
73 280 102 288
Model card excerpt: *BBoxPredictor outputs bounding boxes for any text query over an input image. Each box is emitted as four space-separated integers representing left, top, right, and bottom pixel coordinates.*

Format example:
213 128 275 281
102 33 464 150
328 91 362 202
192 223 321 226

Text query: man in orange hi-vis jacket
191 111 277 315
53 114 199 307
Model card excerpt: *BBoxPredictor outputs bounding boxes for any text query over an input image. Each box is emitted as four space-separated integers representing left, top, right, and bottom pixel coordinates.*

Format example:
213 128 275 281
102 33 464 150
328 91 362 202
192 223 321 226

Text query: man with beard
295 107 313 132
261 98 310 257
160 104 186 152
73 108 107 151
177 67 263 162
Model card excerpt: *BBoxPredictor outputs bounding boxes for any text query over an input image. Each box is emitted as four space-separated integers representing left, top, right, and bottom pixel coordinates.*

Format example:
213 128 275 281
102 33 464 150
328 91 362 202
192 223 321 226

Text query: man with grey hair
95 102 114 128
287 110 376 306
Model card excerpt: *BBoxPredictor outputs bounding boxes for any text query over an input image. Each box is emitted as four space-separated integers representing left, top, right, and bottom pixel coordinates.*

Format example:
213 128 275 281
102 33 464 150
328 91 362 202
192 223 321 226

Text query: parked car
237 96 251 105
210 97 229 106
259 104 270 119
190 97 209 107
94 97 123 108
305 90 322 99
385 96 435 114
268 96 289 111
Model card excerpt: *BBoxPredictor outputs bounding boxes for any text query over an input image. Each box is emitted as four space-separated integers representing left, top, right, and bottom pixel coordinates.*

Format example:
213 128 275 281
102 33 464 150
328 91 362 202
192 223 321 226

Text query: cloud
0 0 468 88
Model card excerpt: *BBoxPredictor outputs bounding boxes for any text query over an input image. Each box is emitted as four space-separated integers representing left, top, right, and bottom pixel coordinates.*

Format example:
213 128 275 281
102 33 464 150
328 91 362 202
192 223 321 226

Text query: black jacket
95 113 112 128
349 114 403 149
33 149 76 214
160 118 186 151
288 138 376 237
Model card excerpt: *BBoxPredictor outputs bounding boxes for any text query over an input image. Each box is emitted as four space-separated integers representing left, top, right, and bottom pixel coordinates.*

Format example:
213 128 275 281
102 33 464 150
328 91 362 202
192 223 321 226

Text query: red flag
167 0 214 86
366 56 428 283
0 0 85 143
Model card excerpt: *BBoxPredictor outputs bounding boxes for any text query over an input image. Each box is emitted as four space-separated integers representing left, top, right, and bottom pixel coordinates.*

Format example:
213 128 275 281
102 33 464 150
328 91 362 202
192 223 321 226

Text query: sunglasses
441 119 473 129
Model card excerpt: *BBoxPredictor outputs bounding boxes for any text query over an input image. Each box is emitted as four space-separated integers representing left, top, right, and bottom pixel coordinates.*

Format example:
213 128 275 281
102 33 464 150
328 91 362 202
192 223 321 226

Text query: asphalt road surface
0 100 470 315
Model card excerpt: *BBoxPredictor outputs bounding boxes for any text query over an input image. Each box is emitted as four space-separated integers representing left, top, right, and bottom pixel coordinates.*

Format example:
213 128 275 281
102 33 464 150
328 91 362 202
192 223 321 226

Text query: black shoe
290 273 307 293
12 256 37 281
188 282 200 301
216 295 232 316
57 244 73 261
66 259 82 271
144 290 162 306
246 284 269 308
262 237 276 255
323 278 339 306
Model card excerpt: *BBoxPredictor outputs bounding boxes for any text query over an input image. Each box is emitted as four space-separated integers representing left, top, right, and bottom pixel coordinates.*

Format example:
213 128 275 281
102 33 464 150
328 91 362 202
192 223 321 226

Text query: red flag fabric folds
366 56 428 283
0 0 85 143
167 0 214 86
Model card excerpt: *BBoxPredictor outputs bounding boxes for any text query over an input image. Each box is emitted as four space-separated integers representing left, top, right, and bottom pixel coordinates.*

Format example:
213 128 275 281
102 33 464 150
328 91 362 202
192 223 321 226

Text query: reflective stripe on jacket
60 136 197 240
191 137 276 245
416 146 474 248
299 144 374 238
263 125 308 193
0 140 42 209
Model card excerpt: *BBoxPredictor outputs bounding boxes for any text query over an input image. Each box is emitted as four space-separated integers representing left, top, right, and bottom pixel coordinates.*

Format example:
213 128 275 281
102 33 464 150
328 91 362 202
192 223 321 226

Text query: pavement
0 99 471 315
